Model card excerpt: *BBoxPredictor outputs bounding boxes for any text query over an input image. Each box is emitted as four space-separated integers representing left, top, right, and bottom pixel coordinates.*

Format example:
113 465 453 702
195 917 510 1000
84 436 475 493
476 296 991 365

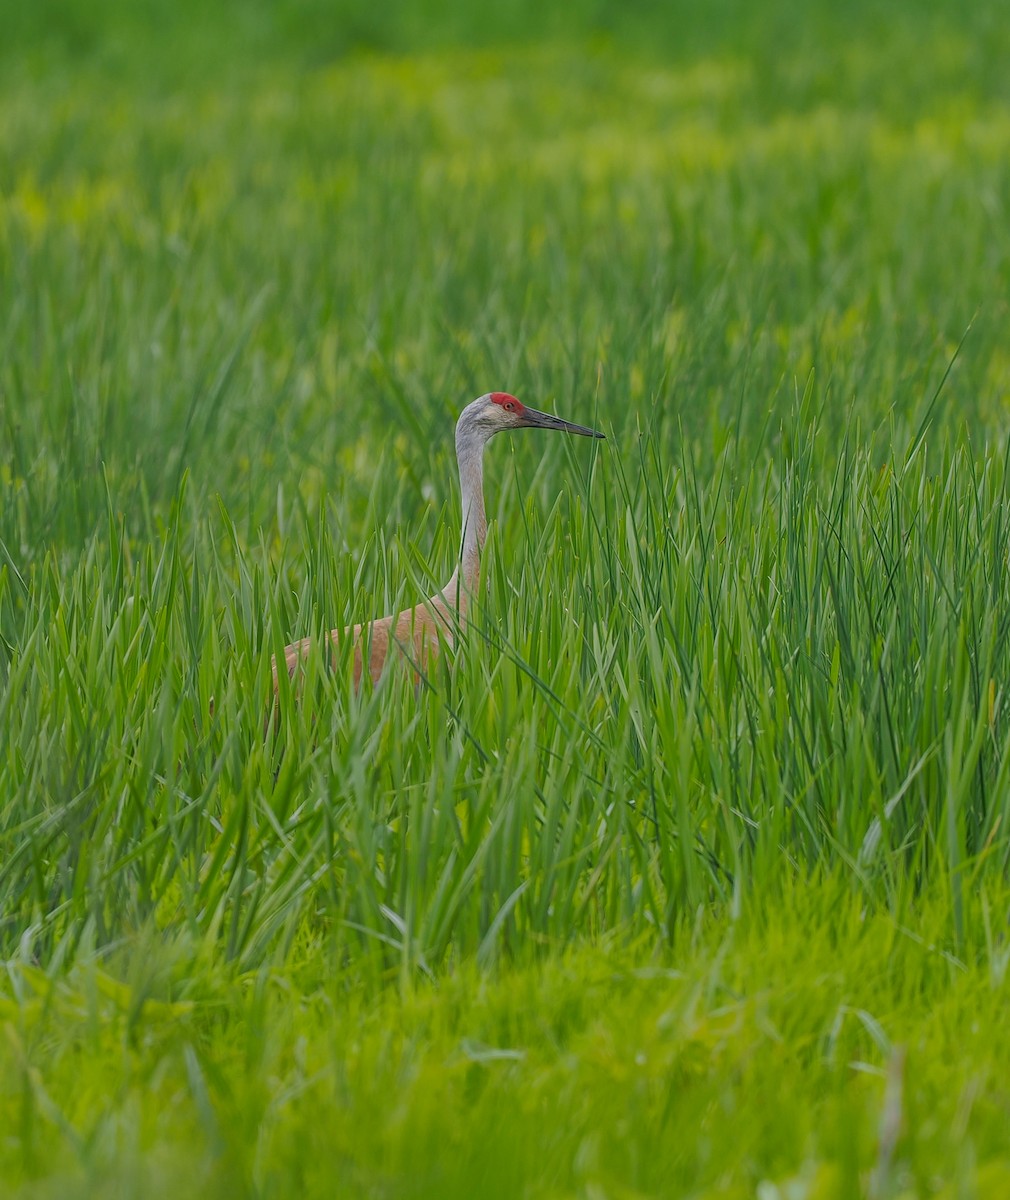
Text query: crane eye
504 402 514 411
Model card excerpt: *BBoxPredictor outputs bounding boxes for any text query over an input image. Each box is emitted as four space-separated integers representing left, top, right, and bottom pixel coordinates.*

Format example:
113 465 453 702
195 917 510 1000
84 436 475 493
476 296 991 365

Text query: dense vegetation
2 0 1010 1194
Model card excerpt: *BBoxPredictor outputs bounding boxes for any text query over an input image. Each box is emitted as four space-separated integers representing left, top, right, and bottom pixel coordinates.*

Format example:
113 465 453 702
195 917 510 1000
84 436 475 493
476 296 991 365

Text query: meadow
2 0 1010 1194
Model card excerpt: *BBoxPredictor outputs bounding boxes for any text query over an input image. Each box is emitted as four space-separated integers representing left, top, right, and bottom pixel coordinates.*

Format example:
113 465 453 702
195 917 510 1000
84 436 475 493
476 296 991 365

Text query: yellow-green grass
2 0 1010 1194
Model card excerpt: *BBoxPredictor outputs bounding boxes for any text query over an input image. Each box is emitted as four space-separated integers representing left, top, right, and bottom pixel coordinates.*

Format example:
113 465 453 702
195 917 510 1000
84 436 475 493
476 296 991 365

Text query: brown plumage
276 572 470 692
274 391 603 697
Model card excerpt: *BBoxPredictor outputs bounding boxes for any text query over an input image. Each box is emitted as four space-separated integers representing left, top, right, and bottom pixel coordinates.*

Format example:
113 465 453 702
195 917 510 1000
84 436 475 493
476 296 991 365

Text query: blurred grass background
4 0 1009 549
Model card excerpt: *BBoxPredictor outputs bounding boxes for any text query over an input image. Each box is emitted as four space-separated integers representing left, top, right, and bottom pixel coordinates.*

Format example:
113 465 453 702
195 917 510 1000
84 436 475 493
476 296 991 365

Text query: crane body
276 392 603 692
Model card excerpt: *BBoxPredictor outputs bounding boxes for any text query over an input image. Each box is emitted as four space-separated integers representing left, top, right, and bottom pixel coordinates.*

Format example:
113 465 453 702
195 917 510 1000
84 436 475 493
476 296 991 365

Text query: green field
3 0 1010 1195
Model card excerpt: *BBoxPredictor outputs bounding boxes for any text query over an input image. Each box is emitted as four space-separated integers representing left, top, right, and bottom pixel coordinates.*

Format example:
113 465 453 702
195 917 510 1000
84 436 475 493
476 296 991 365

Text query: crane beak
518 407 605 439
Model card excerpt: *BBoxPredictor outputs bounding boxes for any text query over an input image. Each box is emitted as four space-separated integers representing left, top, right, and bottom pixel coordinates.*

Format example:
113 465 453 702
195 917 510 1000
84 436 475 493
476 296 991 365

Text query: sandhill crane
276 392 604 693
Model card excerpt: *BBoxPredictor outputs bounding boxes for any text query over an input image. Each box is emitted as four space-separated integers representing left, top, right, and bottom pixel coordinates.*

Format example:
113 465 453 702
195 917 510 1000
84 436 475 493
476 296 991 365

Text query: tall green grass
6 385 1010 974
2 0 1010 1192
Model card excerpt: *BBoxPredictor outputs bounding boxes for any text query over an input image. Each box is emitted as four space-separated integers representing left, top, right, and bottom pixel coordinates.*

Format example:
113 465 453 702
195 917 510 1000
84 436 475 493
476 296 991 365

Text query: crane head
458 392 605 444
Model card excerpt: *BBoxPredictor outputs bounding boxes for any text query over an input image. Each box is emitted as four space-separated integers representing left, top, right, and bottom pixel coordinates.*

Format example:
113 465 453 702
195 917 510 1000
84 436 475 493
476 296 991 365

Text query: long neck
456 430 486 600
